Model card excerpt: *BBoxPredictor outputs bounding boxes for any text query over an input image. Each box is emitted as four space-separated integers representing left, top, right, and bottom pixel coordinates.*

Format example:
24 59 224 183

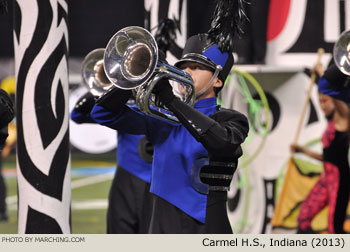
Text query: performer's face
318 92 335 116
178 62 222 99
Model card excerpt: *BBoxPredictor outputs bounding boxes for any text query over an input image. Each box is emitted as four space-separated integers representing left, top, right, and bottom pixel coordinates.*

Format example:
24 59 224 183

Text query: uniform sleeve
205 109 249 159
70 108 96 124
90 104 151 135
70 92 98 124
167 98 249 159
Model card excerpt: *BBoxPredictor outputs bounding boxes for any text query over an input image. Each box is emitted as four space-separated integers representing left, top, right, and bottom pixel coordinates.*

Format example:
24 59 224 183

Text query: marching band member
71 88 153 234
91 0 249 233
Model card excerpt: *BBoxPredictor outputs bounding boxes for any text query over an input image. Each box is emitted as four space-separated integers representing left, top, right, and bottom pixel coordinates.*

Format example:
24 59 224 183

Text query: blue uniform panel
91 98 219 223
117 133 151 183
70 107 152 183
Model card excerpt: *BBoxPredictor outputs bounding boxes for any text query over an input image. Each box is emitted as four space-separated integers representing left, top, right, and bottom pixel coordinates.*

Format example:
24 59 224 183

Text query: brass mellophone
82 26 195 123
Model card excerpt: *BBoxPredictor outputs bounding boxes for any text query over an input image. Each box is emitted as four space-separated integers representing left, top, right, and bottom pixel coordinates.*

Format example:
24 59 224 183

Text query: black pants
107 166 153 233
0 127 8 215
333 173 350 234
148 191 232 234
0 154 6 215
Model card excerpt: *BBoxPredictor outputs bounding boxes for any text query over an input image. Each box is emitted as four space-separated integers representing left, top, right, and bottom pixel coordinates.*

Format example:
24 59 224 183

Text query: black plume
208 0 248 52
154 18 177 55
0 0 8 15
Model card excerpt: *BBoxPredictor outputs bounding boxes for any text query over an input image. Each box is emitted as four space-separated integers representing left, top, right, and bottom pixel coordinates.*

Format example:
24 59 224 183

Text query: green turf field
0 152 116 234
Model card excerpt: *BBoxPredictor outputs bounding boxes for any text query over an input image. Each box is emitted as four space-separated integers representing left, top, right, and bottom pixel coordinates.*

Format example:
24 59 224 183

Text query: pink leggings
297 162 340 234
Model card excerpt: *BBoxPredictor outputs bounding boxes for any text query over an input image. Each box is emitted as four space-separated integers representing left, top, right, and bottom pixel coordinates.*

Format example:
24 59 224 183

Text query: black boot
0 211 8 222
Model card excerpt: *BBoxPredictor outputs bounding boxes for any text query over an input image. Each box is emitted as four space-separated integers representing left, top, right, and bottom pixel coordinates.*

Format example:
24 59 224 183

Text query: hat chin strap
195 65 222 99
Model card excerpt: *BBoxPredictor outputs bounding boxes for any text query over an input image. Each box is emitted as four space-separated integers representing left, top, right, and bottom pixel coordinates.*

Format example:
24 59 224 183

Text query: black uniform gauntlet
96 87 132 114
74 92 97 115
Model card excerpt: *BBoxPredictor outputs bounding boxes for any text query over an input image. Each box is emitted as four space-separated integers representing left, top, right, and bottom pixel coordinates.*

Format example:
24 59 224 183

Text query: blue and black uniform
90 27 249 233
90 86 249 233
71 92 153 233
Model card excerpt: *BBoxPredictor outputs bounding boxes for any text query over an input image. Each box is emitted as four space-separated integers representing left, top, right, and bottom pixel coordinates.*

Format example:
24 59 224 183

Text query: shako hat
175 0 247 83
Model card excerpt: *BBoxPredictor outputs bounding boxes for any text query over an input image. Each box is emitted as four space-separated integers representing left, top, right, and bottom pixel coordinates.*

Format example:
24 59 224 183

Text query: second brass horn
334 30 350 76
103 26 195 123
82 48 113 96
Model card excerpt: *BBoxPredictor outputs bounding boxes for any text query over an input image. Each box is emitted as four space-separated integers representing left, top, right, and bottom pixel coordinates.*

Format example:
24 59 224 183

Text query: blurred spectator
0 76 15 222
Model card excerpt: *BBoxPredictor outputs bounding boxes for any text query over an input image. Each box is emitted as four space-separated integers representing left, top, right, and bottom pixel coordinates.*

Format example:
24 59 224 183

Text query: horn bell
104 26 158 90
334 30 350 76
82 48 112 96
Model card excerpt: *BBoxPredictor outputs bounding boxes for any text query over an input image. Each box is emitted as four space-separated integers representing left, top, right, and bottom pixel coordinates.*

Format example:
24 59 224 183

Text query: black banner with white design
14 0 70 234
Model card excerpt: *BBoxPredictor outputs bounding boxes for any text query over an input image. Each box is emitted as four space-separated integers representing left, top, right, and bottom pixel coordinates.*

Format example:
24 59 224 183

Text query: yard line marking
71 199 108 210
6 173 113 206
6 195 17 205
8 199 109 211
71 173 113 189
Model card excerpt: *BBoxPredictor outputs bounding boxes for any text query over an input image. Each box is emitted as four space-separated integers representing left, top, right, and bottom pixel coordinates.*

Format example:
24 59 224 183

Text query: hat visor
174 53 217 71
